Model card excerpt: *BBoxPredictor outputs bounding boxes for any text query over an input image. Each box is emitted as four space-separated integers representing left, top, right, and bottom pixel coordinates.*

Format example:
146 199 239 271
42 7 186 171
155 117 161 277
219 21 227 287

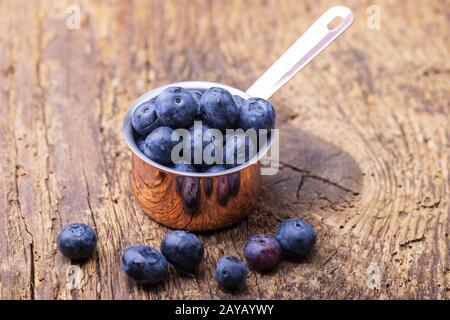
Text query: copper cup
122 81 272 231
122 7 354 231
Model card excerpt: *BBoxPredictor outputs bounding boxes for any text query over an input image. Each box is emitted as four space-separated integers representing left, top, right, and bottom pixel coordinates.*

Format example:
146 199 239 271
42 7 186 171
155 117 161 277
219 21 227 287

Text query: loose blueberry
156 87 197 128
131 99 158 135
57 223 97 260
239 97 276 131
122 244 168 285
275 218 316 258
200 87 239 131
142 126 176 166
160 231 204 272
215 256 248 291
223 133 256 168
243 235 282 271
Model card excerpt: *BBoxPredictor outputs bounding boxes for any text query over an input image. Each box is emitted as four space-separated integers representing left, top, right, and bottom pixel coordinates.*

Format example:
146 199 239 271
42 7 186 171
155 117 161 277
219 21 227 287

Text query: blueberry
188 122 221 166
189 89 204 119
200 87 239 131
275 219 316 258
233 95 246 109
190 89 203 103
239 97 276 131
215 256 248 291
155 87 197 128
122 244 168 285
57 223 97 260
131 98 158 135
243 235 282 271
160 231 204 272
142 126 176 166
136 137 146 153
223 133 256 168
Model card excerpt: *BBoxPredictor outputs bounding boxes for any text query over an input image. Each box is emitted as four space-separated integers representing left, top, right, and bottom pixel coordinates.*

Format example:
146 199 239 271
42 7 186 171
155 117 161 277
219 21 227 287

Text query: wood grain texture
0 0 449 299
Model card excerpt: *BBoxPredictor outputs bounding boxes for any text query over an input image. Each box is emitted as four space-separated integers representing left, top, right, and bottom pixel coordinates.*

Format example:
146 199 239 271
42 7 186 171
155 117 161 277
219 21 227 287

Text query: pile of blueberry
131 86 276 171
57 218 316 291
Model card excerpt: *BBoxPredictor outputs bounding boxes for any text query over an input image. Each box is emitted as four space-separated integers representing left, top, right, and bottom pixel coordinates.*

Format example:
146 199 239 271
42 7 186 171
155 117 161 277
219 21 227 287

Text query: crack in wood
280 161 360 195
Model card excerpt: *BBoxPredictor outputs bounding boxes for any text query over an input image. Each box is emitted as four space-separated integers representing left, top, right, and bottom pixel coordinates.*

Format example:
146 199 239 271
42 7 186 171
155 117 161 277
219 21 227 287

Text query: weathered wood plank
0 0 449 299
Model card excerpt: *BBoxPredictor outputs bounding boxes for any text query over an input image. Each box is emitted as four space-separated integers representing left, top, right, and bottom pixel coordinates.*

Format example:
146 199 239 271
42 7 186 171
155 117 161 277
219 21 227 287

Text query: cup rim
122 81 273 177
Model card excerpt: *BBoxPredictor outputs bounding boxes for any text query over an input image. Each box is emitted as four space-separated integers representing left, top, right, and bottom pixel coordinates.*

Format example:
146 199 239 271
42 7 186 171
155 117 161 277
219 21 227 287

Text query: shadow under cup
122 81 273 231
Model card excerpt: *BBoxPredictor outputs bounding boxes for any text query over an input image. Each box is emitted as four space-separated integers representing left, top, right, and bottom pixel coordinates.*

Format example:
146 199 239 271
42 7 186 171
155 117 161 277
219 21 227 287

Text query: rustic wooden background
0 0 449 300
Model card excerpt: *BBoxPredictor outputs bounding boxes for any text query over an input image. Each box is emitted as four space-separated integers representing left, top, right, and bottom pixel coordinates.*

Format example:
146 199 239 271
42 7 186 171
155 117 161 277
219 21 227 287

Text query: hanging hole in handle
327 17 344 30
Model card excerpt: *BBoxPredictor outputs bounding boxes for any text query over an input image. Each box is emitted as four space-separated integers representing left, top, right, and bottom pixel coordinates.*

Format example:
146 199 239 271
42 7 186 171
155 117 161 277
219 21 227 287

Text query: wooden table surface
0 0 449 300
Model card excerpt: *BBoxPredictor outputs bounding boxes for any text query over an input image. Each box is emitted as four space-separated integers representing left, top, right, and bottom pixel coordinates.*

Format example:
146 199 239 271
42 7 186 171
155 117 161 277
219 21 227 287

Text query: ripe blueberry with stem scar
200 87 240 131
156 87 197 128
122 244 168 284
244 234 282 271
131 98 158 135
142 126 176 166
275 218 316 258
161 230 205 272
57 223 98 260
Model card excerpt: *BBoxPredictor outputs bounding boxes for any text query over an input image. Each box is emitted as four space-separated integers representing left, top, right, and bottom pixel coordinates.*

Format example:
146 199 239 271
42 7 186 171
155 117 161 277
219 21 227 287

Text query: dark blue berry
275 219 316 258
233 95 246 109
223 133 256 168
136 137 146 153
122 244 168 285
131 99 158 135
239 97 276 131
160 231 204 271
189 89 204 119
190 90 203 103
142 126 176 166
155 87 197 128
57 223 97 260
243 235 282 271
200 87 239 131
188 122 221 166
215 256 247 291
